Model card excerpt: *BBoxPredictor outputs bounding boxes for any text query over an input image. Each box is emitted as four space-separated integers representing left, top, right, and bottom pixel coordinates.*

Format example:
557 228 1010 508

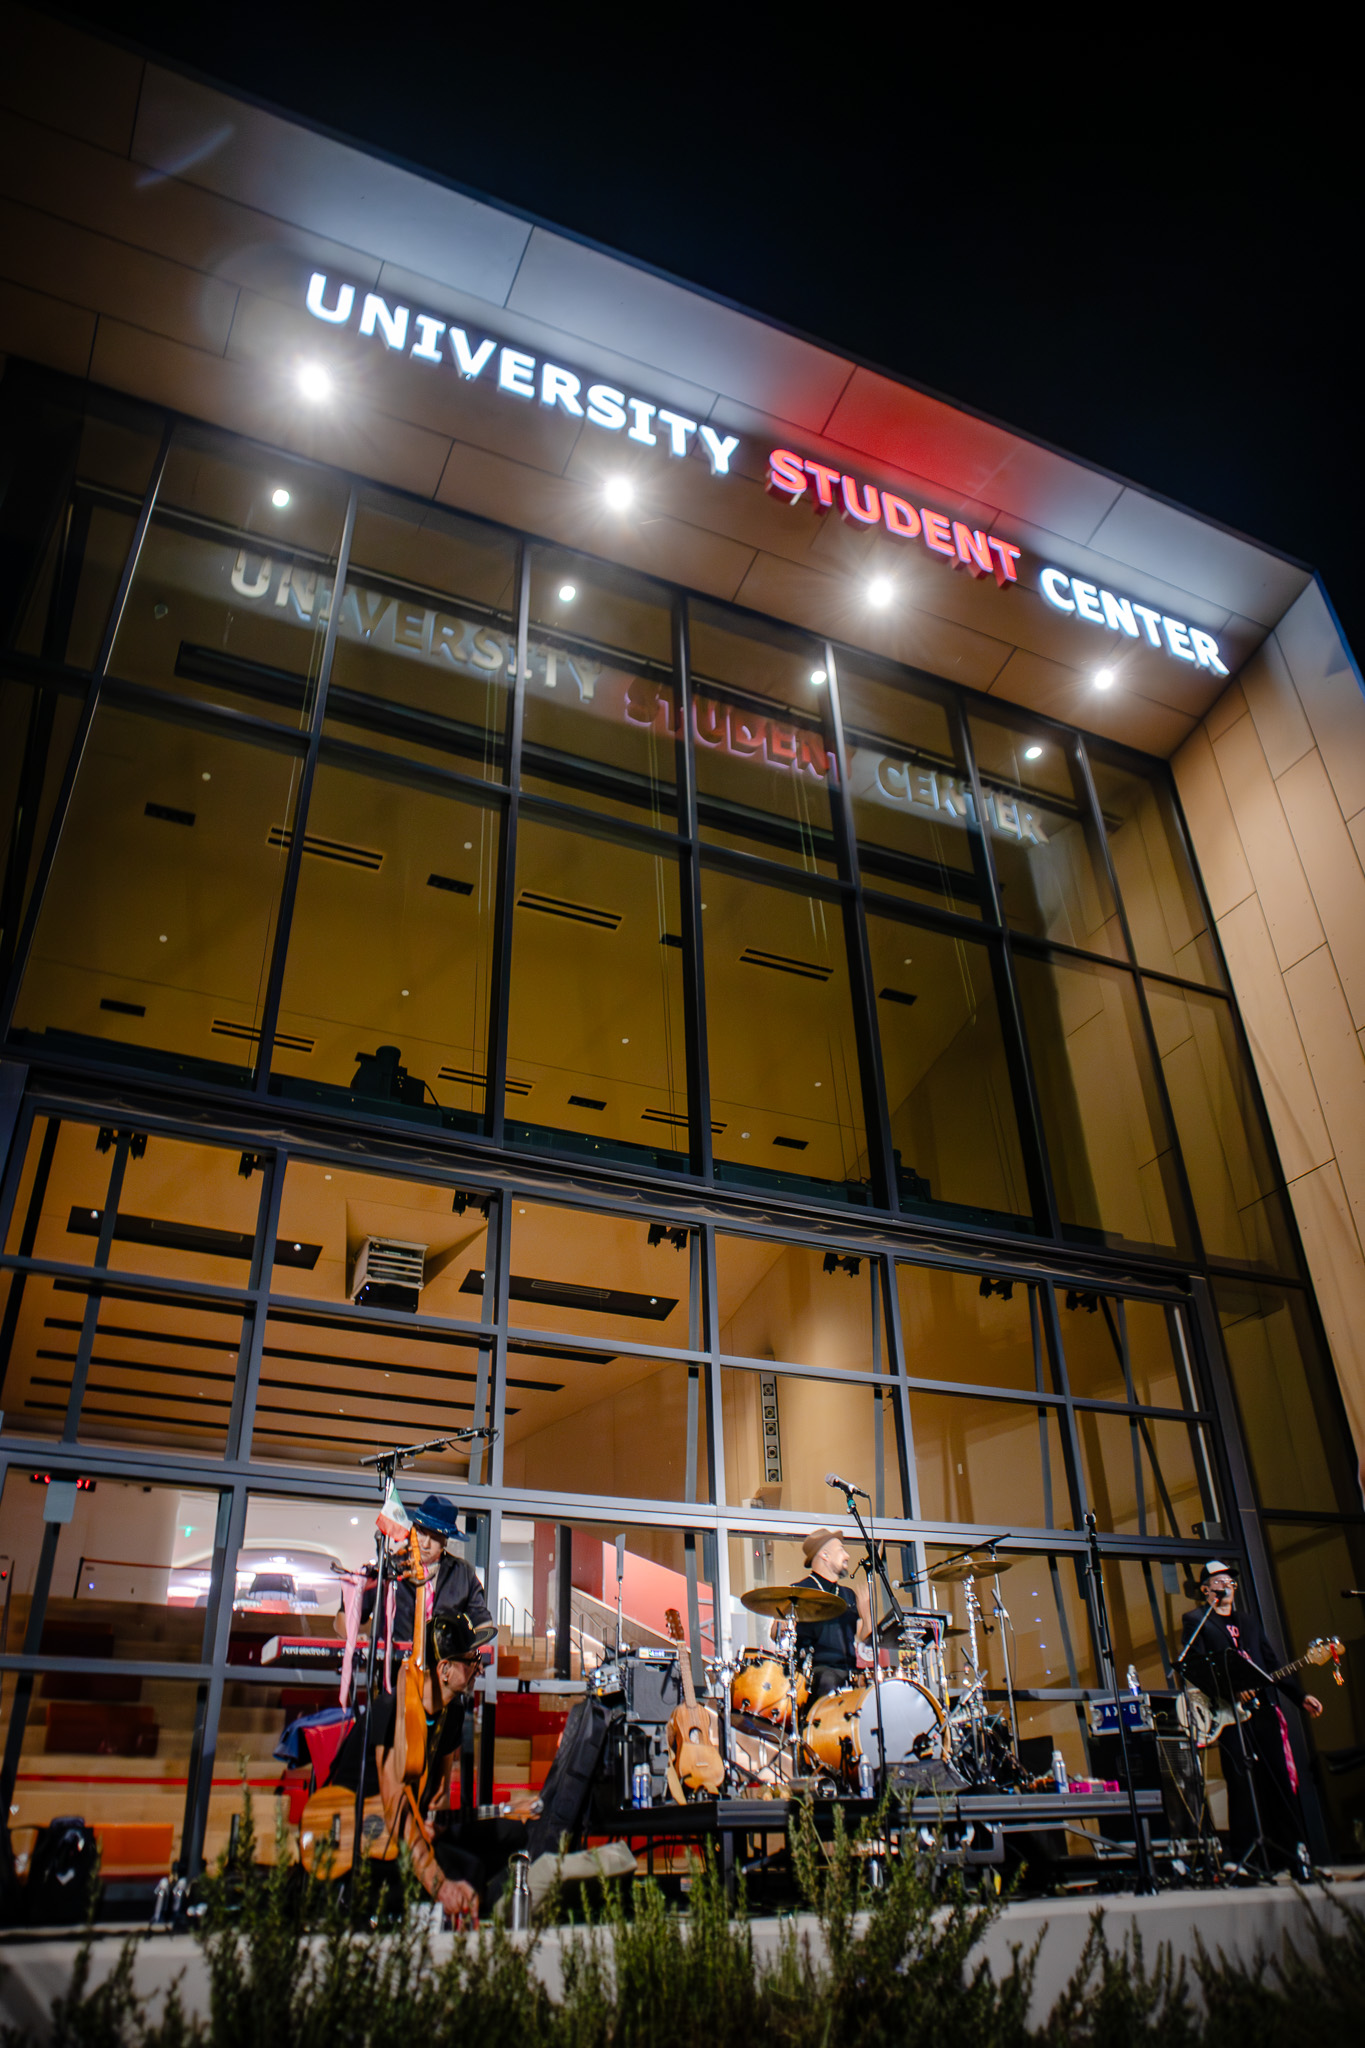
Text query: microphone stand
1082 1513 1154 1893
834 1482 895 1797
1171 1602 1218 1878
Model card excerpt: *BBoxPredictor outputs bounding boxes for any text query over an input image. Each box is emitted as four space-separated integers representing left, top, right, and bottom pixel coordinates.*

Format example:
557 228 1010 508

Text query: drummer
776 1528 872 1703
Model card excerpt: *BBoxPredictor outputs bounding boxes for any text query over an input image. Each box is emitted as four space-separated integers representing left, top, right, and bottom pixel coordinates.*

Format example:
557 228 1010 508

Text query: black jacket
359 1551 493 1648
1179 1604 1304 1710
793 1572 860 1670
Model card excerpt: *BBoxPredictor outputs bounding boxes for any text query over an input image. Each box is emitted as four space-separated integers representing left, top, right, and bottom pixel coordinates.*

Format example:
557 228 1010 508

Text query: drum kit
710 1549 1027 1796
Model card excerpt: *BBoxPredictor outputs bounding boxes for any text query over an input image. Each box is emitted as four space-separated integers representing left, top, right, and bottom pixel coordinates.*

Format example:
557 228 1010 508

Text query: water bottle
507 1851 532 1932
857 1755 875 1798
1127 1663 1141 1698
631 1762 652 1808
1050 1748 1068 1793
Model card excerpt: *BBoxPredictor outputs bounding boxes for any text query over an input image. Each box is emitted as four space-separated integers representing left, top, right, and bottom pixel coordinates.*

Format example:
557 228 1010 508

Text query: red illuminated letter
803 460 842 511
952 523 993 578
766 721 798 766
987 537 1022 587
922 509 955 558
693 696 726 747
766 449 808 503
798 730 833 780
730 713 767 755
840 475 881 527
882 494 921 539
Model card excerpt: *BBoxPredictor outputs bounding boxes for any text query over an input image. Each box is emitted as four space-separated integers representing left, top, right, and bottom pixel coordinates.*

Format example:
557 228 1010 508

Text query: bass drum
803 1678 947 1778
730 1650 808 1730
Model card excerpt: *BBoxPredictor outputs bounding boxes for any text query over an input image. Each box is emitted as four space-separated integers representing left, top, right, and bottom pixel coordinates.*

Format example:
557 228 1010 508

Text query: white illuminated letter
449 330 496 380
499 348 536 399
1039 568 1075 612
410 315 445 363
359 294 410 351
626 399 657 445
305 273 354 324
699 426 740 475
231 550 272 598
1131 603 1163 647
657 410 698 457
540 363 584 416
1162 617 1197 662
586 384 627 430
1189 628 1229 675
1071 578 1104 625
1100 589 1139 637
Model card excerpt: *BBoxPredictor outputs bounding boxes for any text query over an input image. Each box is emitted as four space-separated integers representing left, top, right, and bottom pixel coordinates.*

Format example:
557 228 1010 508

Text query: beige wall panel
1172 725 1254 915
1215 895 1330 1181
560 439 826 575
1240 634 1315 775
1276 750 1365 1028
1275 580 1365 822
1286 1160 1365 1458
988 649 1198 754
90 319 452 498
1351 809 1365 868
0 278 94 380
0 113 383 306
732 551 1010 690
1283 946 1365 1238
1211 711 1323 970
0 196 239 355
1204 680 1247 741
2 4 143 157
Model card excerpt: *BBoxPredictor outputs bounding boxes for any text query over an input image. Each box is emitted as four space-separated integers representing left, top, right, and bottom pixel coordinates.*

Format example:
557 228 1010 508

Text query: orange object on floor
92 1823 175 1876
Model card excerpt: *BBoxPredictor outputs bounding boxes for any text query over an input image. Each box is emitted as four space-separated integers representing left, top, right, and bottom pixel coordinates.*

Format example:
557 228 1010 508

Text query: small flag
376 1482 411 1542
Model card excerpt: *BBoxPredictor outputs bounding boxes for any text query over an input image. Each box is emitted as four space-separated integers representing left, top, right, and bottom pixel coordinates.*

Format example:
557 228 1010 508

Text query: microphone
825 1473 869 1496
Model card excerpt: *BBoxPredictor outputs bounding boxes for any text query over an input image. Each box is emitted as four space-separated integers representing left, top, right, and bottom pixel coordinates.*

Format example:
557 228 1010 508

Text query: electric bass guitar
1184 1634 1343 1748
663 1608 725 1796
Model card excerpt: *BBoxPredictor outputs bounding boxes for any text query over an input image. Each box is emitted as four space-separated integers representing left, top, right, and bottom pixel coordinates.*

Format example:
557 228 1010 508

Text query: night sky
60 5 1362 663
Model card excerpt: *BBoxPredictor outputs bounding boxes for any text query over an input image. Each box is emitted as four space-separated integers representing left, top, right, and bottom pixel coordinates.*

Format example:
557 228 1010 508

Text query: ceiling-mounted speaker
350 1236 427 1313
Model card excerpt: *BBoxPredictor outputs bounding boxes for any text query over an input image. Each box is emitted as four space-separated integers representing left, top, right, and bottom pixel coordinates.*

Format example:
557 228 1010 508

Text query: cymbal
740 1584 846 1622
928 1555 1014 1583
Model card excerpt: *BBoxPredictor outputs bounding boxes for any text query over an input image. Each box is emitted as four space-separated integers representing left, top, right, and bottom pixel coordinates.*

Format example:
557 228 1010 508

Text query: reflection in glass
925 1544 1095 1689
3 1117 116 1268
721 1370 903 1516
866 912 1033 1226
325 490 516 779
716 1233 876 1371
839 658 985 915
271 757 498 1130
704 867 868 1198
1056 1292 1193 1408
503 1358 705 1502
968 714 1125 956
1264 1520 1365 1845
507 818 687 1166
1076 1411 1213 1538
1145 980 1296 1272
910 1393 1070 1528
689 602 838 874
1216 1280 1362 1517
0 678 84 982
1088 752 1221 985
1014 950 1189 1253
897 1265 1047 1392
1098 1556 1195 1690
11 703 298 1083
524 548 677 827
507 1202 693 1351
515 1521 713 1680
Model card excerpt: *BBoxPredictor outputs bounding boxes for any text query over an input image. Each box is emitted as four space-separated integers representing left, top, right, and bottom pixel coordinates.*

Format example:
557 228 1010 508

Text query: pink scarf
1228 1623 1298 1792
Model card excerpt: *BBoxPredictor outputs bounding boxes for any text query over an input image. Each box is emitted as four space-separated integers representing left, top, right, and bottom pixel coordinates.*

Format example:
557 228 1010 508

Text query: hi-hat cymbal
928 1555 1015 1583
877 1614 967 1641
740 1584 846 1622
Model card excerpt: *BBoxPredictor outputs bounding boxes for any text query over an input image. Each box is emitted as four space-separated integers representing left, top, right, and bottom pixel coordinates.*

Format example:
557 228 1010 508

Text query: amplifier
622 1653 683 1724
1086 1696 1155 1735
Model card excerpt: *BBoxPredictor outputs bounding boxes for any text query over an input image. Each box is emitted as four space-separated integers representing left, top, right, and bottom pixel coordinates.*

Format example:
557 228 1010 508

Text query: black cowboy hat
430 1611 497 1662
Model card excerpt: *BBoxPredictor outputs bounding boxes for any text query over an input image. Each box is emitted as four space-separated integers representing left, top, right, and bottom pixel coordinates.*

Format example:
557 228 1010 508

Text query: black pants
433 1814 528 1905
1218 1710 1304 1867
809 1665 855 1705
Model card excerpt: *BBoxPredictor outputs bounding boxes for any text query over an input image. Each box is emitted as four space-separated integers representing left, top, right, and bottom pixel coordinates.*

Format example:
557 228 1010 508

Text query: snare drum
803 1677 946 1779
730 1649 808 1730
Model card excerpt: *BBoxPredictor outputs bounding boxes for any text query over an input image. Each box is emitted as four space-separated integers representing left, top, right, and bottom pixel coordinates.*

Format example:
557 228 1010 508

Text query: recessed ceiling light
868 577 892 608
158 933 167 943
1023 744 1043 761
401 988 409 996
621 1036 629 1044
1094 667 1115 691
350 1516 359 1525
810 667 828 686
741 1131 750 1139
271 487 291 509
297 363 332 402
604 477 634 511
558 582 577 603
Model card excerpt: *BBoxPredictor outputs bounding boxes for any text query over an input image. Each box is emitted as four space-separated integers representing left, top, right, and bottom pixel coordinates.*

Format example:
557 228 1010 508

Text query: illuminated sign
1037 567 1227 674
304 274 740 477
766 448 1022 588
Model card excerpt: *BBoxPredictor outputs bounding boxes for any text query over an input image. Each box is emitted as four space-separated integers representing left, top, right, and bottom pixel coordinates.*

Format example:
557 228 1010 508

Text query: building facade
1 4 1362 1870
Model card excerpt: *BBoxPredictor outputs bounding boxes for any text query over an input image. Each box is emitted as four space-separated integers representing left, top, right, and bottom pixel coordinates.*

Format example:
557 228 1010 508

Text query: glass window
3 1117 119 1270
1076 1410 1215 1538
106 422 350 728
1215 1280 1362 1517
967 713 1126 957
924 1543 1096 1689
10 702 300 1085
1144 980 1297 1272
689 601 839 875
1014 950 1191 1254
273 1158 494 1319
324 489 516 780
507 1202 694 1351
1056 1291 1195 1408
1263 1519 1365 1842
1098 1556 1198 1690
716 1232 879 1372
68 1287 247 1457
101 1133 266 1284
896 1265 1048 1392
503 1357 708 1503
1088 751 1222 986
721 1369 903 1516
270 756 499 1132
866 911 1034 1227
704 867 868 1200
523 548 677 827
507 816 688 1169
0 675 84 985
910 1392 1071 1528
505 1520 714 1685
839 656 987 916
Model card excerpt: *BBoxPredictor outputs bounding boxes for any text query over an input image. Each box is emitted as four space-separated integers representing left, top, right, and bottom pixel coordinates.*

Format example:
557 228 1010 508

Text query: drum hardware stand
349 1428 496 1888
984 1543 1022 1760
1081 1512 1155 1893
1170 1605 1220 1882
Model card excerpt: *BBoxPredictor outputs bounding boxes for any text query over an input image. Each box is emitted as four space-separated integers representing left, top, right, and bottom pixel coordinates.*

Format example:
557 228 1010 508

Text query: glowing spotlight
604 476 634 511
557 582 577 603
270 487 291 509
810 667 828 686
868 577 892 608
297 363 332 402
1023 744 1043 761
1094 667 1115 691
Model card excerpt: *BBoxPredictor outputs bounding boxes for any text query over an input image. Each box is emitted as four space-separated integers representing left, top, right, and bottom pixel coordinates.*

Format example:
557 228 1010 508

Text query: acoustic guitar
663 1608 725 1797
298 1783 398 1878
1184 1634 1343 1748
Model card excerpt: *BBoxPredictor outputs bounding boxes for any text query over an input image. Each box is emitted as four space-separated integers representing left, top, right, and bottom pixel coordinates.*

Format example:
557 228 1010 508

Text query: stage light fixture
604 476 634 511
1094 667 1115 690
297 362 332 402
271 487 291 508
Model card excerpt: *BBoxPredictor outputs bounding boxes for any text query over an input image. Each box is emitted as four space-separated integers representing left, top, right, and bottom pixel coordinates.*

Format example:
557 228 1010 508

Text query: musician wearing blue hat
346 1494 497 1666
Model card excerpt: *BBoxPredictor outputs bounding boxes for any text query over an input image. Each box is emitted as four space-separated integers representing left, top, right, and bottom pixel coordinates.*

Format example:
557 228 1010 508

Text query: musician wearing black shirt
348 1494 496 1653
1179 1559 1322 1870
783 1527 872 1702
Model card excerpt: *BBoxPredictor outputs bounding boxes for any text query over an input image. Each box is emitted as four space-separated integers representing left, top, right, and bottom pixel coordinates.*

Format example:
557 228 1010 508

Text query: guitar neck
678 1646 698 1712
